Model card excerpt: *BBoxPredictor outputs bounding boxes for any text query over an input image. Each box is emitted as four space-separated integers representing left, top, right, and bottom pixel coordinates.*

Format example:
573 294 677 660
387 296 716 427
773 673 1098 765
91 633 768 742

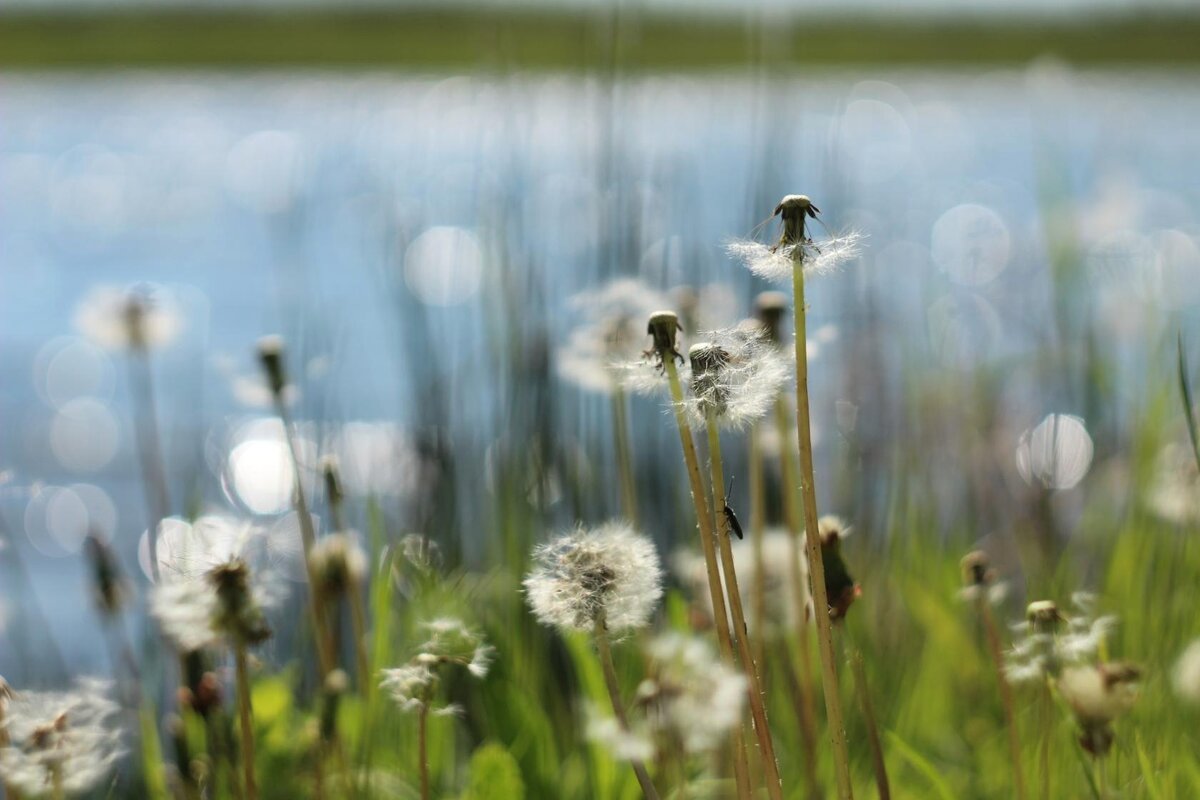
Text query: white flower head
309 531 368 596
557 279 670 395
1173 639 1200 703
74 284 182 351
0 677 125 797
1147 443 1200 524
380 618 491 716
682 327 790 430
149 515 288 652
641 633 747 755
524 522 663 634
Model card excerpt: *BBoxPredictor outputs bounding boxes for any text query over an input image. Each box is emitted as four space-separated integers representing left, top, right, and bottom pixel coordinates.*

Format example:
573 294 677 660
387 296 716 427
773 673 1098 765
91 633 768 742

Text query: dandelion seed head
1007 594 1118 683
400 534 443 574
680 328 789 430
726 231 863 284
524 522 663 634
557 279 670 395
0 677 125 797
74 285 182 351
1173 639 1200 703
309 531 368 596
417 618 494 680
640 632 747 755
379 664 437 714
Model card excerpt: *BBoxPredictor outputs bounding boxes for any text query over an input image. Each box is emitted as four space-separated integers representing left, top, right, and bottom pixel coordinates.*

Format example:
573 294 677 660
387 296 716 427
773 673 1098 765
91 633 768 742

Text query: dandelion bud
1026 600 1063 633
84 533 127 617
754 291 788 344
524 522 663 634
256 335 288 398
646 310 682 364
1059 662 1140 758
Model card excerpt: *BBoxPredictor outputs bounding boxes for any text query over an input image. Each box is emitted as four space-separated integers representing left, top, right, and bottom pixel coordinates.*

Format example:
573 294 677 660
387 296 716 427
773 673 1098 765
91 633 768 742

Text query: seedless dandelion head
680 328 789 430
0 677 125 797
524 521 663 634
256 335 288 398
74 284 182 351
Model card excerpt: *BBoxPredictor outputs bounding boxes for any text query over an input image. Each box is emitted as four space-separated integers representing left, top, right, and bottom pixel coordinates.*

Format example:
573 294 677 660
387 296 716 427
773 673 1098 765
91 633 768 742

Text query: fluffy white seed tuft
726 231 863 284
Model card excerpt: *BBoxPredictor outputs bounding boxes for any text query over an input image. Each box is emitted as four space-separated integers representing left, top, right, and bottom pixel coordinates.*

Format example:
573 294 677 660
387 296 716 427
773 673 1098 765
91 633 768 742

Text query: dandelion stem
348 584 370 699
418 705 430 800
1039 683 1052 800
848 643 890 800
706 412 785 800
234 645 258 800
775 397 822 799
792 253 855 800
978 597 1027 800
662 356 753 800
612 385 640 526
129 347 170 582
593 615 661 800
272 396 335 678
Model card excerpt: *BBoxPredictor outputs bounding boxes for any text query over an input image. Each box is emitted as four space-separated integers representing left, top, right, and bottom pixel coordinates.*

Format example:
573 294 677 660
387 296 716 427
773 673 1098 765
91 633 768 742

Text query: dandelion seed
680 329 789 430
0 677 125 797
524 521 663 634
1173 640 1200 703
74 284 182 351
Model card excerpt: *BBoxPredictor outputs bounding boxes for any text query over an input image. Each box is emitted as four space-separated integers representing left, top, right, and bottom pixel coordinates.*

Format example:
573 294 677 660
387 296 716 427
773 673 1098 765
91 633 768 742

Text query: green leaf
461 742 526 800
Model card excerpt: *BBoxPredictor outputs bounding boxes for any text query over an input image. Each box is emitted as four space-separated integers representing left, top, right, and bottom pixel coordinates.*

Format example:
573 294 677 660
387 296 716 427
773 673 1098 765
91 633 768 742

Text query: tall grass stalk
705 412 784 800
774 398 822 798
418 706 430 800
976 596 1027 800
234 644 258 800
660 352 753 800
593 614 661 800
612 386 640 526
323 461 370 696
128 344 169 582
790 231 855 799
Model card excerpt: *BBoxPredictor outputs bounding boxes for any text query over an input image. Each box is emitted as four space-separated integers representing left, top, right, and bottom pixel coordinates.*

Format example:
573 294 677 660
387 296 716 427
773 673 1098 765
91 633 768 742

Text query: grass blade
885 731 955 800
1177 332 1200 472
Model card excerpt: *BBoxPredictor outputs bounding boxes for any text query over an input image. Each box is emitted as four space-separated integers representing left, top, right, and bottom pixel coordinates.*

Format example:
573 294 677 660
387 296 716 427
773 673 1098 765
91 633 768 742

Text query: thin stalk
348 584 370 699
792 259 855 799
1039 683 1052 800
612 385 640 526
662 358 753 800
848 644 889 800
418 706 430 800
50 766 65 800
273 397 335 678
234 645 258 800
748 424 767 670
775 397 822 799
129 348 169 581
705 414 784 800
978 599 1027 800
593 616 661 800
0 706 21 800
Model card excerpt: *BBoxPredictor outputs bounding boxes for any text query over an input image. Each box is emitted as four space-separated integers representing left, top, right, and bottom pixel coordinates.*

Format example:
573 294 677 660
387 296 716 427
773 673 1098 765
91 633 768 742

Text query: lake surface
2 67 1199 679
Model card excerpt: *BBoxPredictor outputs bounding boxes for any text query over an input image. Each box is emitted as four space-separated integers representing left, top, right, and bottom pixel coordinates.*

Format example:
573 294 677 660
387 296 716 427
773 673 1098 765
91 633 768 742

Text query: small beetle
722 477 744 540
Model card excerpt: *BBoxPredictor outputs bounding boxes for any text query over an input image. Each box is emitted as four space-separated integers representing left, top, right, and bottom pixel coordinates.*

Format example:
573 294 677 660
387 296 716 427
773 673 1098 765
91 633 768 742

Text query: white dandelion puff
524 521 663 634
380 618 490 715
726 231 864 284
1005 594 1117 684
74 284 182 351
0 677 126 798
585 711 656 762
557 279 670 395
682 328 790 430
379 664 438 715
1173 640 1200 703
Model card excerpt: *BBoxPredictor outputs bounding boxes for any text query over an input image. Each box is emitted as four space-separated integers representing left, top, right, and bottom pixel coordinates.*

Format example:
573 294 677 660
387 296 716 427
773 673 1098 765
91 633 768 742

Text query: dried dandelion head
815 516 860 621
524 522 663 634
681 328 789 430
380 618 491 716
726 196 862 284
1058 662 1141 757
0 677 126 797
1007 594 1118 684
645 310 683 368
557 279 671 394
958 550 1008 606
754 291 789 344
74 284 182 352
208 558 272 647
309 532 368 598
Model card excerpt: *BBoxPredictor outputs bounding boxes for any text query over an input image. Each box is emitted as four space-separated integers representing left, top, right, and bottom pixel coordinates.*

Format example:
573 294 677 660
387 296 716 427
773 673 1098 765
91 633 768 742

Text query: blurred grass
2 8 1200 69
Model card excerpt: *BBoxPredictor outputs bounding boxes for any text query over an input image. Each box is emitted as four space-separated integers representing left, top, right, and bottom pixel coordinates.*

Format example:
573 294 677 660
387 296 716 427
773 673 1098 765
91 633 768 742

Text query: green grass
2 8 1200 70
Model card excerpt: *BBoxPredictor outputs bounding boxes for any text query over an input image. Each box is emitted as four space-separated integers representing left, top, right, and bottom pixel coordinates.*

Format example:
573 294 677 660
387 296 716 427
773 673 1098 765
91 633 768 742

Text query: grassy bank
2 8 1200 70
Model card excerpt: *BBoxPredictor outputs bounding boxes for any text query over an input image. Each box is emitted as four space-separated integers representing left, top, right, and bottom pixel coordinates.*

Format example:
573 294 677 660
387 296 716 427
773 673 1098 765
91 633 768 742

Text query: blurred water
2 67 1199 678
